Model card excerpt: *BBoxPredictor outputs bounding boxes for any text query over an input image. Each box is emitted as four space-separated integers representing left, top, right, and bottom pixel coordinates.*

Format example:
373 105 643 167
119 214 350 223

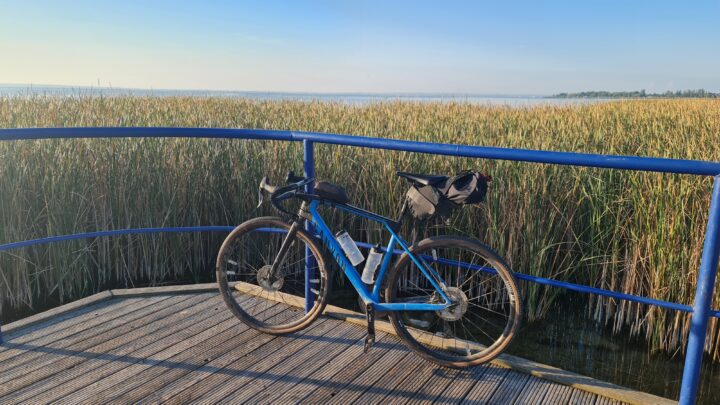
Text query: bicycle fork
269 202 310 280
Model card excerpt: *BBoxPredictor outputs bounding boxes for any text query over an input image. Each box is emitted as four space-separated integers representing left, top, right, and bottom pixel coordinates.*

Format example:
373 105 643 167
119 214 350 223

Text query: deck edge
108 283 218 297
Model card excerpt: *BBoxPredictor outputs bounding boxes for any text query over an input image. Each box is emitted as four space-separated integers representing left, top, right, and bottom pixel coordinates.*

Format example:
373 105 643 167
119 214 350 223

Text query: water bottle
335 230 364 266
361 244 383 284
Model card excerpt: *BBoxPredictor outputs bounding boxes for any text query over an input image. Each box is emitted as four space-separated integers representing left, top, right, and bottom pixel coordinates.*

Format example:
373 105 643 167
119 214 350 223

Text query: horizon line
0 82 556 98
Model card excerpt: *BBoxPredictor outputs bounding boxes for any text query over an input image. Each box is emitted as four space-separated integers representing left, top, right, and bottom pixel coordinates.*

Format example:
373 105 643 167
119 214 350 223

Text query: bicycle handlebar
257 172 314 217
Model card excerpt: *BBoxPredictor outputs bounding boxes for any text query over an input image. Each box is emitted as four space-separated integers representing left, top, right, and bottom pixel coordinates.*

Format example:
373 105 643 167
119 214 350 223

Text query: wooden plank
238 321 368 404
460 365 510 404
569 387 599 405
487 370 531 404
406 367 463 405
511 376 555 405
2 294 122 342
158 317 332 404
2 290 113 336
2 292 221 401
0 293 206 395
298 335 406 404
545 382 575 404
134 304 300 404
1 283 216 340
595 396 625 405
184 317 337 404
95 300 289 404
7 294 237 404
328 347 420 404
218 320 360 403
153 328 305 405
271 332 390 404
0 296 161 361
384 361 444 405
434 365 491 405
0 294 174 369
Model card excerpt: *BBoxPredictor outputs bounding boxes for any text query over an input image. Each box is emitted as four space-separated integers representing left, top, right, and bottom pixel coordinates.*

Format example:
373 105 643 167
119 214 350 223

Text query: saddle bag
443 170 490 205
405 185 453 220
404 170 490 220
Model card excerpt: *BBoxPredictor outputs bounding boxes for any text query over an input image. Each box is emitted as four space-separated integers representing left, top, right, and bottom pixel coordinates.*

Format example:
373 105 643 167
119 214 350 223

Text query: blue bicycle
216 171 522 368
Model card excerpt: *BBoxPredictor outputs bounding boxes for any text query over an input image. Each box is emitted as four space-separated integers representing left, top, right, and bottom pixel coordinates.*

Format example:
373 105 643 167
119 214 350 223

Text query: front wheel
385 236 522 368
216 217 330 334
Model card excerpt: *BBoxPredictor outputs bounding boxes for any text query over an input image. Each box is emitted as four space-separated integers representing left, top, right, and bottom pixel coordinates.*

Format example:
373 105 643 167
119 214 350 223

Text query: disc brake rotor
436 287 468 322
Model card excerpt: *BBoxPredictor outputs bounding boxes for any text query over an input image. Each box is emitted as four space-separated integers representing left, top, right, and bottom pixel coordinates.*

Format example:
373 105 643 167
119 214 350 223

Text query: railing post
679 175 720 404
303 140 316 313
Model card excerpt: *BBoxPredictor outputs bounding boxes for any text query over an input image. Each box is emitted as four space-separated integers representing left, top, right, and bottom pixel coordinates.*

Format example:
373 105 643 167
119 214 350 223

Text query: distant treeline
551 89 719 99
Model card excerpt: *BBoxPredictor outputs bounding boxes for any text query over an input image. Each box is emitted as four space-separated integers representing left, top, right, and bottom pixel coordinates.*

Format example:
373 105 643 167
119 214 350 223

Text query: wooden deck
0 286 675 404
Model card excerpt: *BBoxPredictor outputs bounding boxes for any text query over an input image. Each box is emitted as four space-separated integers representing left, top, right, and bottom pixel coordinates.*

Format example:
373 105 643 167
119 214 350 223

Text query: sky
0 0 718 95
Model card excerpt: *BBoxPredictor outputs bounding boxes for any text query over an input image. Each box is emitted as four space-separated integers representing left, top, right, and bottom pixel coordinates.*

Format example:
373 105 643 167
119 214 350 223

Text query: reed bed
0 96 719 359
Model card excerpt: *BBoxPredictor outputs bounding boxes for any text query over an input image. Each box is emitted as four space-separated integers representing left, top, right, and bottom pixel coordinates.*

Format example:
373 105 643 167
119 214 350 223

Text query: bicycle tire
216 217 329 334
384 235 522 368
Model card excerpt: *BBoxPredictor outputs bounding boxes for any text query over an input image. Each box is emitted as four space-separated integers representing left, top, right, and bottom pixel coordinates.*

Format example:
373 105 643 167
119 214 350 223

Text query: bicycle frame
306 199 451 312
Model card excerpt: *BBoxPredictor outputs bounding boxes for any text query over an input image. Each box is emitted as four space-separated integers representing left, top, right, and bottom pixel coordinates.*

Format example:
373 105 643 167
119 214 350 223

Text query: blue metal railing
0 127 718 404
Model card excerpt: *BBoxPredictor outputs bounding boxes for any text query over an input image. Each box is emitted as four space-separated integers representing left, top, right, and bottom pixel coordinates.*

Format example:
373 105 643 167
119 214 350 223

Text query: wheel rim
218 221 326 330
388 241 520 363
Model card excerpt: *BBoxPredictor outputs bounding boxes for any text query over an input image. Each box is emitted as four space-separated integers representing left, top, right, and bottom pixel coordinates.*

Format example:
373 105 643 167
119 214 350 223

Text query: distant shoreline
550 90 719 99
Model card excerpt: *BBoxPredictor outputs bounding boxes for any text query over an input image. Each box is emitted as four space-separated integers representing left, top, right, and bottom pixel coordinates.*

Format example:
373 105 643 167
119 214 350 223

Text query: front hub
257 265 284 292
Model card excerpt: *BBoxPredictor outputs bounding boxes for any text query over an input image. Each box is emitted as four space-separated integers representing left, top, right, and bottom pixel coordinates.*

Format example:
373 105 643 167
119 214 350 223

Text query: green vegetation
1 96 719 360
552 89 719 99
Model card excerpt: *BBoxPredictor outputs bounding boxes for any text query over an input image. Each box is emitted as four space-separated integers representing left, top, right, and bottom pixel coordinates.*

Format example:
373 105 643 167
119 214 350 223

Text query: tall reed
0 96 718 359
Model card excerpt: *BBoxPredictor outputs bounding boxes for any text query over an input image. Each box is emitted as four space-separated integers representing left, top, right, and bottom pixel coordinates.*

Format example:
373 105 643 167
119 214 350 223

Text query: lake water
0 85 610 107
507 295 720 404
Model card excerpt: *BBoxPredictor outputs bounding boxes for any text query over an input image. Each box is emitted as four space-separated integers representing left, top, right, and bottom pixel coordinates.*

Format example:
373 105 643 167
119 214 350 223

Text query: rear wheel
216 217 329 334
385 236 522 367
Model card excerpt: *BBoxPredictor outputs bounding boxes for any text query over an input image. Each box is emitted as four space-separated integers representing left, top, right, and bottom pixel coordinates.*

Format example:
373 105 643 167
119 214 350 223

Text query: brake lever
257 176 269 208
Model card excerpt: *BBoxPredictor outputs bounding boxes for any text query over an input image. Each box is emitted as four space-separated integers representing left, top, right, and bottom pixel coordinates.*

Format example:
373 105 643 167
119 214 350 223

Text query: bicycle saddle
396 171 448 186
